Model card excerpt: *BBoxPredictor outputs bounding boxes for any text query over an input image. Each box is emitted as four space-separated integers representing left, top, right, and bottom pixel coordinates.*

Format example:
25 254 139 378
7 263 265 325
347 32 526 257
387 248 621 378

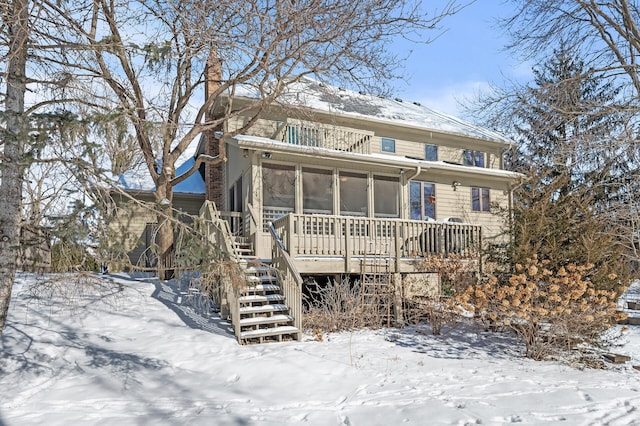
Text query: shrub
458 256 627 360
303 277 385 332
51 241 99 273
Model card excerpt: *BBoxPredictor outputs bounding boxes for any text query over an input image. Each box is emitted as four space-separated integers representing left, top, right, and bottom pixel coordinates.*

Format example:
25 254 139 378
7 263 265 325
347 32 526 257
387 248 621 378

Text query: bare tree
503 0 640 103
0 0 466 333
48 0 465 279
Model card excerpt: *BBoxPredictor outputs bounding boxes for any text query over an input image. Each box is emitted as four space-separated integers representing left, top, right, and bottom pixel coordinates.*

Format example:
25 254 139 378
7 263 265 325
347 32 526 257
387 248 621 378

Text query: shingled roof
236 76 512 145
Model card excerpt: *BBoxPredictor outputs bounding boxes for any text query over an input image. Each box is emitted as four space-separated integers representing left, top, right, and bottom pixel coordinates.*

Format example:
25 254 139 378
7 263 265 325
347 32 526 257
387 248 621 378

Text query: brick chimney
204 52 225 209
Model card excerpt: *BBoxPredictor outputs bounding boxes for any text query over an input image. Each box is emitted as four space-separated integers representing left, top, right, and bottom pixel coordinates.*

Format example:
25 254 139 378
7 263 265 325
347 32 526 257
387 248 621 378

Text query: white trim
232 134 523 181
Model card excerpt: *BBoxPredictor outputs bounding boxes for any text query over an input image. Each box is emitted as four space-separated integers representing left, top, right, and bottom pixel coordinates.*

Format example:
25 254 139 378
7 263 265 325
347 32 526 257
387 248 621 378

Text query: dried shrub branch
458 256 627 360
303 277 385 332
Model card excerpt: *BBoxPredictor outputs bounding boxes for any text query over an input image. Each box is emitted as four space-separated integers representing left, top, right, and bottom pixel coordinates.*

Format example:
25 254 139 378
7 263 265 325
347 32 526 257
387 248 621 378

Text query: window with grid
471 187 490 212
463 150 485 167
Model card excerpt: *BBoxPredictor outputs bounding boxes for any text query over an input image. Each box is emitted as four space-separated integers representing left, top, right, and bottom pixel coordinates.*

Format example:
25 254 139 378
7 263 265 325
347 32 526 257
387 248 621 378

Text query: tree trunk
155 178 175 281
0 0 29 335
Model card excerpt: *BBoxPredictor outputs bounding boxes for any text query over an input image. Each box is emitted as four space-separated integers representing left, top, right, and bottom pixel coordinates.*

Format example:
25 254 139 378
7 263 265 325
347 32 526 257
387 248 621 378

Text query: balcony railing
271 214 481 263
280 123 373 154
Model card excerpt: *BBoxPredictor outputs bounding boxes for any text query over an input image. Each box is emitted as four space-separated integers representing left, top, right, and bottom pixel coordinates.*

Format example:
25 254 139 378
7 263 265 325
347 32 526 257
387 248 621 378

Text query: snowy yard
1 273 639 425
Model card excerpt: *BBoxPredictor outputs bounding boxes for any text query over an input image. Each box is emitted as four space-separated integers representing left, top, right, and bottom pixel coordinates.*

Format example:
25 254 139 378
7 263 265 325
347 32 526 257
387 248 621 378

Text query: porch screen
374 175 399 217
262 163 295 211
339 171 367 216
303 168 332 214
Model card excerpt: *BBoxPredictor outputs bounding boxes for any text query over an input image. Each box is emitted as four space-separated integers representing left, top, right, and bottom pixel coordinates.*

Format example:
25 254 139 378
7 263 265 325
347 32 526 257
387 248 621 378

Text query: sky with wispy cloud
395 1 532 117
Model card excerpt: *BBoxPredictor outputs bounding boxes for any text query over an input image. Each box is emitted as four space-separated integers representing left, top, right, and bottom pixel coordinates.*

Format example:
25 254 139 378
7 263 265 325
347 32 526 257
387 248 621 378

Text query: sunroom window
303 168 332 214
340 171 368 216
262 164 295 226
374 175 399 217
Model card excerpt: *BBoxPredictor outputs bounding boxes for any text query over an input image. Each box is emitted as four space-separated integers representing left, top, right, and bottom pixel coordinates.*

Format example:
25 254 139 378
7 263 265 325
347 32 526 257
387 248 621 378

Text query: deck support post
345 222 352 272
393 273 404 325
394 222 401 272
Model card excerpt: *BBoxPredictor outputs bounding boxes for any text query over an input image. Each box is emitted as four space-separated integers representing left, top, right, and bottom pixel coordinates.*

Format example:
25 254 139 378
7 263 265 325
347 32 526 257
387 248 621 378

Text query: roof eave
233 135 522 181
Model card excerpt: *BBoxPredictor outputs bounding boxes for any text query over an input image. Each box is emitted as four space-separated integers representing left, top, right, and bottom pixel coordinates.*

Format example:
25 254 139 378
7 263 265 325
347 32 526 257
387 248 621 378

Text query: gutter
233 135 522 181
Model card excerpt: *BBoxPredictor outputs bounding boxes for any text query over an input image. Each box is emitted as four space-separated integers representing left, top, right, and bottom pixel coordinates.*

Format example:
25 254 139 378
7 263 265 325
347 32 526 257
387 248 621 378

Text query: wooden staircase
236 262 300 344
200 201 303 345
232 236 255 259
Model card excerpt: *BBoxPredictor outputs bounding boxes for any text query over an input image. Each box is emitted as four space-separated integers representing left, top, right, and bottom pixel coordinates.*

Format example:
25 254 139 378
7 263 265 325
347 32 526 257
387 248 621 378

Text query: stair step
243 284 281 293
239 303 289 315
243 266 273 275
239 294 285 304
246 275 277 284
239 314 293 327
239 325 299 339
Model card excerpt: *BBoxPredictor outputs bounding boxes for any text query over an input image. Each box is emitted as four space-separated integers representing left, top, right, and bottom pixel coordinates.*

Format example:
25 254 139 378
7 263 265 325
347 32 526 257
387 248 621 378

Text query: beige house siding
432 186 508 242
228 115 506 171
110 191 204 270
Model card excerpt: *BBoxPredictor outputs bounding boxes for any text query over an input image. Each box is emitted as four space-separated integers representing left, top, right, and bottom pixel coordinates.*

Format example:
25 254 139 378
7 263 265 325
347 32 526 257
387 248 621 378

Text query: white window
463 150 485 167
410 181 436 220
381 137 396 153
425 144 438 161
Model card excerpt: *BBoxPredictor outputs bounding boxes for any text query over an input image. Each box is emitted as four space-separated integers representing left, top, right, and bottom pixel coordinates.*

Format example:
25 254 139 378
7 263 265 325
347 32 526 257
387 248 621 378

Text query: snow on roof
236 77 512 145
118 157 205 194
117 167 155 191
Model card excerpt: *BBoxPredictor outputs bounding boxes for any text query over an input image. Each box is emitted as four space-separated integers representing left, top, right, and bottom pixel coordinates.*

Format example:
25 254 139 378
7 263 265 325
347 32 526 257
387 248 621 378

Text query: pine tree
507 44 633 290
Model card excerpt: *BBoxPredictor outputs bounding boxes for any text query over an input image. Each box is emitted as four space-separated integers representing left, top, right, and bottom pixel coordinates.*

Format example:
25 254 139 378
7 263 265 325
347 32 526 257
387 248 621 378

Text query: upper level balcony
277 122 374 155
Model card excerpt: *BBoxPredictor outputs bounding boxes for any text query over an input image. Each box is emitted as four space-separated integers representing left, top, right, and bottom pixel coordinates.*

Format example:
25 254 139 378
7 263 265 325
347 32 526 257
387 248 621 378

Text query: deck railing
216 210 244 237
271 214 481 266
281 123 373 154
268 222 303 340
200 201 242 339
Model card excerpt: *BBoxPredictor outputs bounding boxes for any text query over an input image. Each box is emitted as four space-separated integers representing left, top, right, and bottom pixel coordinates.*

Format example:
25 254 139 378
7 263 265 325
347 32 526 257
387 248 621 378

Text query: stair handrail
200 201 240 262
268 221 303 340
200 201 243 340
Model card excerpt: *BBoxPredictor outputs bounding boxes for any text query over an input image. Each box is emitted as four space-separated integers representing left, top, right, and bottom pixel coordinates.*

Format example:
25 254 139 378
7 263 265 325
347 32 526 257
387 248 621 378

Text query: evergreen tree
506 44 633 290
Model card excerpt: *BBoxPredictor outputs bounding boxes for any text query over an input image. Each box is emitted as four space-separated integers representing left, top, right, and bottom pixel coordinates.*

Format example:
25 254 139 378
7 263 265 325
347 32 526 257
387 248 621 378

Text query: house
196 77 521 343
113 157 206 271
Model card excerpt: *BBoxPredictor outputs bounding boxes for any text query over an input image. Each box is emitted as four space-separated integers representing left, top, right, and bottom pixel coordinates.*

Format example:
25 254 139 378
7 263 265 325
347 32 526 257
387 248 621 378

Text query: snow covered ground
1 273 640 425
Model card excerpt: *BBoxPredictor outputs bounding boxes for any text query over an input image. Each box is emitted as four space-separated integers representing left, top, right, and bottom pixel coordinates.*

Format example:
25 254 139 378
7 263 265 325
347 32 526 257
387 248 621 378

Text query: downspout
407 165 422 182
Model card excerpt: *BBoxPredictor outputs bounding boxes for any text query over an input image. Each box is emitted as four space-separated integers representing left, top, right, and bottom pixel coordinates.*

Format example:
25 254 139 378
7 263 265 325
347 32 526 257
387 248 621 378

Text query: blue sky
394 1 533 117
